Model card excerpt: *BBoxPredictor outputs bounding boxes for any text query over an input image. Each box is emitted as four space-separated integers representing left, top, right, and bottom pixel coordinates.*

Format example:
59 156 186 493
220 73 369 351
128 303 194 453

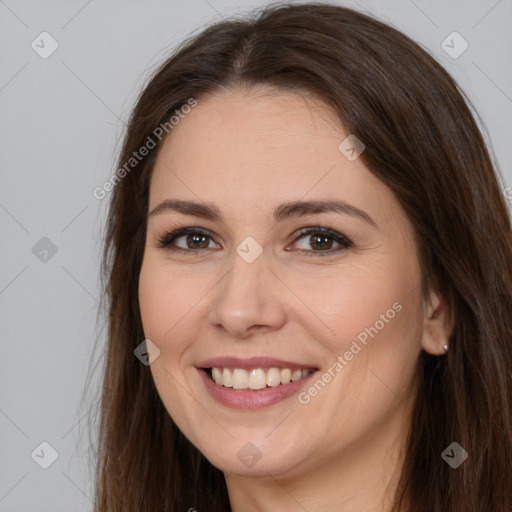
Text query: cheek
288 255 422 357
138 259 197 359
291 263 423 446
288 255 424 436
138 260 207 437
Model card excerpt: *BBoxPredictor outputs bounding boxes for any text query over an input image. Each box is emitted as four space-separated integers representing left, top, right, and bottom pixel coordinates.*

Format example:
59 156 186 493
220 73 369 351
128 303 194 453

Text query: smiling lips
197 366 319 409
196 356 319 392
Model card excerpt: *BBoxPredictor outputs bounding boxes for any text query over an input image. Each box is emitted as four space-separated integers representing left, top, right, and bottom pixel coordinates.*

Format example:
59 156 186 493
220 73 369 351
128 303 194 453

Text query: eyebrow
148 199 377 228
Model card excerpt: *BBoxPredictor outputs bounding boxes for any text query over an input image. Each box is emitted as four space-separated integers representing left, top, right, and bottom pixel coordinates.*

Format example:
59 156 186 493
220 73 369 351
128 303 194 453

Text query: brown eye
289 227 353 256
183 233 210 249
157 227 220 252
309 233 334 250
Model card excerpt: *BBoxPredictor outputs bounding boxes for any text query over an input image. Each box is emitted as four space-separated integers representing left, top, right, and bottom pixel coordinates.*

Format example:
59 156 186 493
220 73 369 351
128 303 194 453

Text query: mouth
204 366 317 391
195 357 320 409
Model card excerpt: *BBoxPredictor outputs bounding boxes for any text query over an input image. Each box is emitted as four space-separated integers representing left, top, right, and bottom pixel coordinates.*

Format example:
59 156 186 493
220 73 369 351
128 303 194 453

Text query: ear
421 286 454 356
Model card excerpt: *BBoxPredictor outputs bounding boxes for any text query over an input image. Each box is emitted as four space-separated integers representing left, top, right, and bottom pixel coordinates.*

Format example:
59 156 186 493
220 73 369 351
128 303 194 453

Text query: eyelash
156 226 353 258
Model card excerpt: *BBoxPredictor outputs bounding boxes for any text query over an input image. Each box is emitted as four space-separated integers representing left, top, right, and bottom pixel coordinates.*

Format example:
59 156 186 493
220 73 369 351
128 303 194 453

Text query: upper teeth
211 367 313 390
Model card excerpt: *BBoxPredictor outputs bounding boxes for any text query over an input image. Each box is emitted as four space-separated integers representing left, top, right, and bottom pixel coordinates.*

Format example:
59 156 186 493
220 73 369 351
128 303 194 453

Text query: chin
197 434 310 477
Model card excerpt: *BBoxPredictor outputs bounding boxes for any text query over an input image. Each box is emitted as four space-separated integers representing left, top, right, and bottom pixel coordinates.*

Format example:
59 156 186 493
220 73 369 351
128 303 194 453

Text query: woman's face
138 87 444 478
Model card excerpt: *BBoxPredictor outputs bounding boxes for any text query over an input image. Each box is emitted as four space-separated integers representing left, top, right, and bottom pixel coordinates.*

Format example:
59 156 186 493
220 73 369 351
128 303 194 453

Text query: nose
208 250 287 339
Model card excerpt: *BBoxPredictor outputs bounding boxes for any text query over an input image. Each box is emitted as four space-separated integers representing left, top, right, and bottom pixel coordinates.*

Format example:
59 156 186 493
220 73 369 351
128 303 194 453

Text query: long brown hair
88 3 512 510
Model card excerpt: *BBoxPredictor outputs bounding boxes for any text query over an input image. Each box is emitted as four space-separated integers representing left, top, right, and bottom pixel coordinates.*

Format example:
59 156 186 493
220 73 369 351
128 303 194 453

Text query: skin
138 86 452 512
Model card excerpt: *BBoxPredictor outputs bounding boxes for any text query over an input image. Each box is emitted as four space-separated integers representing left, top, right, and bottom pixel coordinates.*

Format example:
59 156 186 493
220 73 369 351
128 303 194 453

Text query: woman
91 2 512 511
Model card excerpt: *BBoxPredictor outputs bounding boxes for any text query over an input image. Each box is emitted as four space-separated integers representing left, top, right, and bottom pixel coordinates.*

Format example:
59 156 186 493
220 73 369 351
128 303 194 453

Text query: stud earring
443 344 448 352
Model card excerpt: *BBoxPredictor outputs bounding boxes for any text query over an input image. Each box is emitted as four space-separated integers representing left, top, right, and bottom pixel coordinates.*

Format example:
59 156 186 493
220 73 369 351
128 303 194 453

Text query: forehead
148 88 398 226
155 89 341 172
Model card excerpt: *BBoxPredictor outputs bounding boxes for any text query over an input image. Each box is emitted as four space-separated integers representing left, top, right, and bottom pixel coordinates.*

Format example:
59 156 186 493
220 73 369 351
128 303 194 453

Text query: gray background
1 0 511 510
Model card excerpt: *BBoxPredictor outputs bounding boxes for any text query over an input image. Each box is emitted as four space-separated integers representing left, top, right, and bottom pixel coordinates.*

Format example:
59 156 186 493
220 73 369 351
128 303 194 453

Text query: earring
443 344 448 352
